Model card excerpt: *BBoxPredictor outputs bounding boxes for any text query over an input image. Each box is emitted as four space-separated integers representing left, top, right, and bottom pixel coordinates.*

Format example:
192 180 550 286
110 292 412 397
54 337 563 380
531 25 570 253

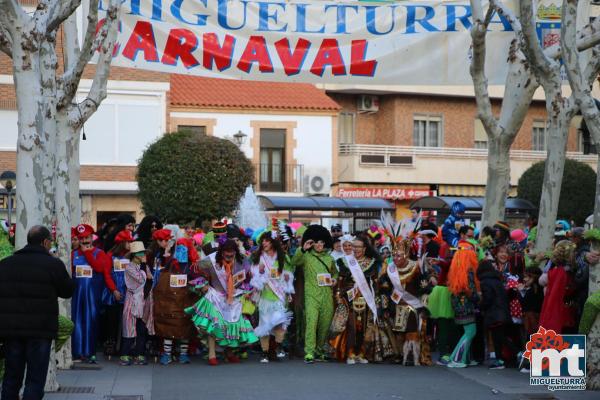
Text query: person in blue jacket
442 201 466 248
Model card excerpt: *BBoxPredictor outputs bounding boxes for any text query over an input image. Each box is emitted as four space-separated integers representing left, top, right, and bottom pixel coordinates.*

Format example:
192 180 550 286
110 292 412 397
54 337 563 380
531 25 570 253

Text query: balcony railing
339 144 598 162
253 163 305 193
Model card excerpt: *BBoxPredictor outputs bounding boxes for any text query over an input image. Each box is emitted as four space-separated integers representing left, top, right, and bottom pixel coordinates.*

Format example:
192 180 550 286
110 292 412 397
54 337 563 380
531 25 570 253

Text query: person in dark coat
477 260 513 369
0 226 74 400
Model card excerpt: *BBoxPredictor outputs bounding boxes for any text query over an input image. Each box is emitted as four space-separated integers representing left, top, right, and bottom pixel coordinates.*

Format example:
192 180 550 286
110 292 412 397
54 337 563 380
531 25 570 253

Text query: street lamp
233 130 247 147
1 170 16 228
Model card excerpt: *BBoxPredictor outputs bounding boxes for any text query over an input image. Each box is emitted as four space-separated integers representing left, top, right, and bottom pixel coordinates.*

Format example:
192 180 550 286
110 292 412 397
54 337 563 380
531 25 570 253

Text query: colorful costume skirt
254 298 292 338
427 286 454 319
185 296 258 348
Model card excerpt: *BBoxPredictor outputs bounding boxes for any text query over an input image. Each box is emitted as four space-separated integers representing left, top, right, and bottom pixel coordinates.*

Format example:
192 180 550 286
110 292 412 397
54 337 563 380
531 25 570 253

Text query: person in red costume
539 240 577 334
71 224 120 363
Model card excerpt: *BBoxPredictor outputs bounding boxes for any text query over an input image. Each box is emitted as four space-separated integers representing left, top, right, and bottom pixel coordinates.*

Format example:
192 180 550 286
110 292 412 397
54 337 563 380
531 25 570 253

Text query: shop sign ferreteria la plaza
101 0 521 85
338 188 434 200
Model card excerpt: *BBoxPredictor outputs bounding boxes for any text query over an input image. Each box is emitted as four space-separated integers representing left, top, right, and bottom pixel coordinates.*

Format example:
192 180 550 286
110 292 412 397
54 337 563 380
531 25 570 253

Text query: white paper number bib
170 274 188 288
317 273 332 287
75 265 93 279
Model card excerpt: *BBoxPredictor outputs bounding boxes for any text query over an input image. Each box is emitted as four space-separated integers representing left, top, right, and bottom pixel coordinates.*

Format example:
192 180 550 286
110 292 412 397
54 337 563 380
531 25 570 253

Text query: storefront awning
438 185 519 197
258 195 394 212
409 196 536 213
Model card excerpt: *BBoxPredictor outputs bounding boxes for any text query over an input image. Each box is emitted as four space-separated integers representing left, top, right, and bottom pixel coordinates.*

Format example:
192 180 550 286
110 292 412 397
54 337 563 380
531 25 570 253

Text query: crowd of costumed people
2 202 599 371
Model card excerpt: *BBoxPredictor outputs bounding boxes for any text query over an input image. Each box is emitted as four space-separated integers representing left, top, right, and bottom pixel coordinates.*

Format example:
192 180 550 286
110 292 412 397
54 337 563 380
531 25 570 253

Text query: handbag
329 301 349 336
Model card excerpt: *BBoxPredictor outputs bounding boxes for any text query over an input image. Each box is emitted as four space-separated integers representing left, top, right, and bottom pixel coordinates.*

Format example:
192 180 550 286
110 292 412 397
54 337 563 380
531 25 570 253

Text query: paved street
43 356 599 400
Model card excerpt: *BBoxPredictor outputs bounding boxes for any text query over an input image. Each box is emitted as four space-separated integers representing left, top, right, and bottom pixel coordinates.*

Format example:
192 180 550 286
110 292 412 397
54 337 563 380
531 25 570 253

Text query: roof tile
170 74 341 112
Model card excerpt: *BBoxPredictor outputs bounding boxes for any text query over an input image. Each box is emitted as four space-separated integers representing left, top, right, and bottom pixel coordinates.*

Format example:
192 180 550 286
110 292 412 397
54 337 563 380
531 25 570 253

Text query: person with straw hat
120 241 154 366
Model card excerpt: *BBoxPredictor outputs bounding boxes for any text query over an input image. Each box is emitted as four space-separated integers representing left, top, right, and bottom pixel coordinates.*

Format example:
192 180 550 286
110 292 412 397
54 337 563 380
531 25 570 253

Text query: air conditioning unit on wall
358 95 379 113
304 173 330 195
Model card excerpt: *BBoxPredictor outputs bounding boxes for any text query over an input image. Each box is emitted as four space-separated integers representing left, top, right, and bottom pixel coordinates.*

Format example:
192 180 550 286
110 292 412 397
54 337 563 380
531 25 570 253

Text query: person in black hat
330 224 343 240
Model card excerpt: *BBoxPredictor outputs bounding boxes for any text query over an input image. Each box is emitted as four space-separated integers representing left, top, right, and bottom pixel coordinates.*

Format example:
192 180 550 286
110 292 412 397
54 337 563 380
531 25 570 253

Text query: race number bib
233 270 246 286
391 289 403 305
269 268 280 279
317 273 333 287
113 258 129 272
170 274 188 288
75 265 92 279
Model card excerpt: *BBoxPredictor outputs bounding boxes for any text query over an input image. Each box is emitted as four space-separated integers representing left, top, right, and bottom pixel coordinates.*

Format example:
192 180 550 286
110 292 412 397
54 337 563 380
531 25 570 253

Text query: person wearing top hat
71 224 120 363
291 225 338 364
201 221 227 257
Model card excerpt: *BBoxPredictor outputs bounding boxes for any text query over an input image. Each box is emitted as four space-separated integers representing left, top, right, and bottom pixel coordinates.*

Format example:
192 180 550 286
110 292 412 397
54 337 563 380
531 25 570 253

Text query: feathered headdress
374 209 404 251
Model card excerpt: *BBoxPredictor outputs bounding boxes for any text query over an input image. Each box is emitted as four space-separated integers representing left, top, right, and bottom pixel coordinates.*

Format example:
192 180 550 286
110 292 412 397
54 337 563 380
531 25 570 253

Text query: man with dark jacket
0 225 74 400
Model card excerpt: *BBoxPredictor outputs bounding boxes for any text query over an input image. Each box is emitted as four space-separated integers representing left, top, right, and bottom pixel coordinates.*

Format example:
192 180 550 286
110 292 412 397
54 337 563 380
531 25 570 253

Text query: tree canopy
137 131 254 224
517 159 596 225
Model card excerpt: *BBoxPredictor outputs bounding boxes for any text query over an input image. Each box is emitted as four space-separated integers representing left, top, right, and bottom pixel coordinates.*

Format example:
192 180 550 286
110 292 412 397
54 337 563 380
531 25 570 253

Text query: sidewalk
41 357 598 400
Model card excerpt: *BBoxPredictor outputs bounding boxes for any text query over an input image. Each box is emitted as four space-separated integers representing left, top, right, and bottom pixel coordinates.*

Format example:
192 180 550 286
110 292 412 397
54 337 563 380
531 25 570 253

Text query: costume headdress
375 210 404 251
447 240 479 296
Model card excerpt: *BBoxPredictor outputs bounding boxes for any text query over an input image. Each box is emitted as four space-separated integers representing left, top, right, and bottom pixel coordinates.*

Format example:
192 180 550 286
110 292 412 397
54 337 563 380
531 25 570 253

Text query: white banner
102 0 520 85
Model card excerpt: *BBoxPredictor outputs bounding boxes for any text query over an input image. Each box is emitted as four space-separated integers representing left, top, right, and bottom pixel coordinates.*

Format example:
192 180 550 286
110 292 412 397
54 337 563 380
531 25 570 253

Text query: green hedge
137 131 254 224
517 159 596 225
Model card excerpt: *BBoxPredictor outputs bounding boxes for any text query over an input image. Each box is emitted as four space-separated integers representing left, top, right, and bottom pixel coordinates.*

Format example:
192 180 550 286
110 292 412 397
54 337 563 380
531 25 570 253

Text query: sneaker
436 355 451 366
520 367 530 374
447 361 467 368
489 360 505 370
88 355 97 364
468 360 479 367
240 351 249 360
356 356 369 364
275 347 286 360
159 354 172 365
260 352 269 363
315 354 328 363
304 354 314 364
346 356 356 365
119 356 132 366
134 356 148 365
179 354 191 364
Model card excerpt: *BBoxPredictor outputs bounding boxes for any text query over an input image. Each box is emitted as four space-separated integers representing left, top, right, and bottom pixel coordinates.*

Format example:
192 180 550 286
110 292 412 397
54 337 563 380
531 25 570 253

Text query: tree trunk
587 241 600 390
482 137 511 227
534 113 570 252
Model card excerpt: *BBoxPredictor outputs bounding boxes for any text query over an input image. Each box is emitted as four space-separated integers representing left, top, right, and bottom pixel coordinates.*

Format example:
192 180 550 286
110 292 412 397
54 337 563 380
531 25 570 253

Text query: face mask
175 244 188 263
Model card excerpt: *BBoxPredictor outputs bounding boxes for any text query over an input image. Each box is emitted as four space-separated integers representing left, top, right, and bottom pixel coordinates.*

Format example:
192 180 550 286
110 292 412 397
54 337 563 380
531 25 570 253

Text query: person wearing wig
185 239 257 366
250 233 295 363
71 224 120 363
331 235 384 364
291 225 338 364
149 229 195 365
539 240 578 333
135 215 163 248
446 241 480 368
102 230 134 359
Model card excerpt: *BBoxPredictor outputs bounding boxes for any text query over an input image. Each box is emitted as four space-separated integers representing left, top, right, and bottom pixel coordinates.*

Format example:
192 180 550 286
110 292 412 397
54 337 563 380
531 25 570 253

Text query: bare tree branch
59 0 101 109
68 0 120 127
45 0 82 34
519 0 556 80
563 1 600 141
62 13 81 71
470 1 500 138
0 24 13 57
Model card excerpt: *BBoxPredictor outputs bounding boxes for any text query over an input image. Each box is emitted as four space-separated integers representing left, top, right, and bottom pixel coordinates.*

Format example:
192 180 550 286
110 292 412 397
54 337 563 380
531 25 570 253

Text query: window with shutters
339 111 355 144
474 119 488 149
532 120 547 151
413 115 443 147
